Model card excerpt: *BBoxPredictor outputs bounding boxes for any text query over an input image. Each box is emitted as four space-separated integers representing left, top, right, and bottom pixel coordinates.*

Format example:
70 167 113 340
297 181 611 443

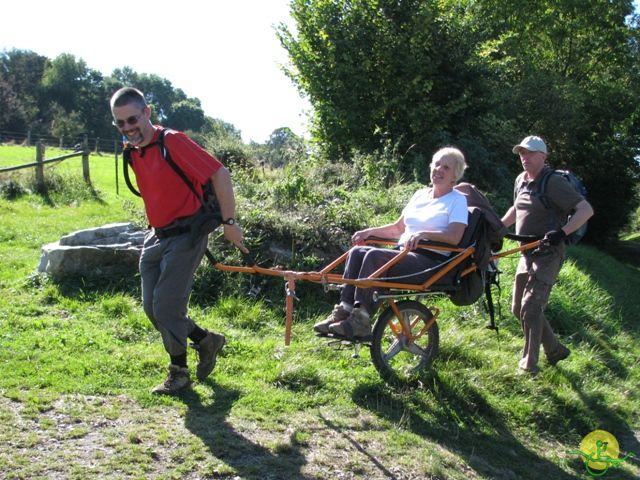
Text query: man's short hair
110 87 147 110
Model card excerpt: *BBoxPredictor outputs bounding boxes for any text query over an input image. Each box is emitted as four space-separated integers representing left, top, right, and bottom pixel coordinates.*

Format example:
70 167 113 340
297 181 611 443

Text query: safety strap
483 264 501 334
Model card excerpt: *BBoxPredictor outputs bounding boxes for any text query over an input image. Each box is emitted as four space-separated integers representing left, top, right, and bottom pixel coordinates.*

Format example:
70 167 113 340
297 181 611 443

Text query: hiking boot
547 343 570 366
517 358 540 377
328 307 372 340
151 364 191 395
517 365 540 377
192 331 226 381
313 304 350 335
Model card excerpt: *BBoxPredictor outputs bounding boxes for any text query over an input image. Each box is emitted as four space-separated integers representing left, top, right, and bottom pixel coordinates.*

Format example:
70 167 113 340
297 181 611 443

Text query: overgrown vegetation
0 146 638 479
278 0 640 242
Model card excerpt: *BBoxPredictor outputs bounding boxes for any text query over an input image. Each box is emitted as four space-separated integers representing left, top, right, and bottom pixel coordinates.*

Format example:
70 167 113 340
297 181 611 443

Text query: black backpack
514 168 588 245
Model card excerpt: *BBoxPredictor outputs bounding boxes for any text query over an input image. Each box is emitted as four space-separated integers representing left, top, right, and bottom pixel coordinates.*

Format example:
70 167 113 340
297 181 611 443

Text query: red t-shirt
129 127 223 227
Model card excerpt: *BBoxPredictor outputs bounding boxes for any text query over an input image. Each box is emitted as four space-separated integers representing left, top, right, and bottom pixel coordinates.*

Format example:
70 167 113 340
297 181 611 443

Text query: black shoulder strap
122 146 141 197
536 168 556 210
156 128 204 205
122 128 204 205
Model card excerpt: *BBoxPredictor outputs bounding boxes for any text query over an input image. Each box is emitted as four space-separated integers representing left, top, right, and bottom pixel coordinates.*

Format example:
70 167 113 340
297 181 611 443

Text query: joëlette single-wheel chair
212 205 544 385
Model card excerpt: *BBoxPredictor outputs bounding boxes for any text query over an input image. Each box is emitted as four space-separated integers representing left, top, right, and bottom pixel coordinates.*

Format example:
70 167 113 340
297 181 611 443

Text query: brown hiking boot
151 364 191 395
313 304 350 334
328 307 372 340
547 343 570 366
192 331 226 381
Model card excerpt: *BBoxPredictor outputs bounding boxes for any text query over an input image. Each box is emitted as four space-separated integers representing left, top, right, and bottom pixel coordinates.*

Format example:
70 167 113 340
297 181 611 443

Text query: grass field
1 145 639 479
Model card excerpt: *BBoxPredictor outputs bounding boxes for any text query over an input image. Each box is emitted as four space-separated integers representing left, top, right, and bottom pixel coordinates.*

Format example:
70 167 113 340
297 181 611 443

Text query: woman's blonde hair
431 147 467 181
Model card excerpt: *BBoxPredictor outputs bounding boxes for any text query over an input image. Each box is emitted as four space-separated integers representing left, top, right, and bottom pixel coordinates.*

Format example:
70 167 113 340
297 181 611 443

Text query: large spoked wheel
370 300 439 385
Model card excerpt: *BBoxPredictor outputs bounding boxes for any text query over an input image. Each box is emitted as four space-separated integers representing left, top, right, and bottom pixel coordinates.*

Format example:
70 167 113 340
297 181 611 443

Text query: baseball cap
512 136 547 154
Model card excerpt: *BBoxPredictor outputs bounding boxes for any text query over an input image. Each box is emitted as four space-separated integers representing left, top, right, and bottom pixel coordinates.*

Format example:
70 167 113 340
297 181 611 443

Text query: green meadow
0 145 638 479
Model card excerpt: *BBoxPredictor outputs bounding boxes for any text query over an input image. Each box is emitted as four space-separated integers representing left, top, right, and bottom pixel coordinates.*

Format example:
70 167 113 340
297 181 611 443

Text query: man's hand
543 229 566 246
223 223 248 253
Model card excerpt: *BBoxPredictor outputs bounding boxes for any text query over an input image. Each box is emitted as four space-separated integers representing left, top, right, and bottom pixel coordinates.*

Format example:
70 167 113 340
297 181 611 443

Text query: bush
0 176 28 199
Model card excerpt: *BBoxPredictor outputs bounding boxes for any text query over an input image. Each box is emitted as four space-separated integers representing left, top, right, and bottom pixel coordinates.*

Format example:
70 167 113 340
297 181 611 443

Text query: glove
543 229 566 246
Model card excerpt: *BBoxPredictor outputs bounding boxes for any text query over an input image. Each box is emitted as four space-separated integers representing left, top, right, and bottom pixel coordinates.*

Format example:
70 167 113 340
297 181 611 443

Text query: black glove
543 229 566 246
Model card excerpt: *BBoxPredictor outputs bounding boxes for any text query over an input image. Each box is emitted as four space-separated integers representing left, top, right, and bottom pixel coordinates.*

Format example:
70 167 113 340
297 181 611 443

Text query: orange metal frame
214 238 541 345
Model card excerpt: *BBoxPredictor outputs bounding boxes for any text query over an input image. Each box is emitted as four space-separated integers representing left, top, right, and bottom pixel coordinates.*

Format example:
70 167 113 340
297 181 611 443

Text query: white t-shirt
398 188 468 248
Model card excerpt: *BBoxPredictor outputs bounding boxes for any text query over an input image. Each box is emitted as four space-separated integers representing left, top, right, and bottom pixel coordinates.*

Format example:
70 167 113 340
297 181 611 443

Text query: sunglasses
112 112 144 128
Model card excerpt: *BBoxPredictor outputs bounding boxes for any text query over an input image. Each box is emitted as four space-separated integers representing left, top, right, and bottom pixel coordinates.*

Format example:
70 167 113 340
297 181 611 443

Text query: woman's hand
405 232 428 251
351 229 369 245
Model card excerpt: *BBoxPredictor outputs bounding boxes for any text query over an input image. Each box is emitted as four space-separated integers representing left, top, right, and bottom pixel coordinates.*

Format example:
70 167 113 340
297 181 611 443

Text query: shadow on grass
554 367 640 473
352 373 580 480
179 385 311 480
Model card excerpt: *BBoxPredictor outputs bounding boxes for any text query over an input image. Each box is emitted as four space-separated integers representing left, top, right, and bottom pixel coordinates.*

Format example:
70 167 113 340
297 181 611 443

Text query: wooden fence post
35 141 45 192
114 140 119 195
82 135 91 184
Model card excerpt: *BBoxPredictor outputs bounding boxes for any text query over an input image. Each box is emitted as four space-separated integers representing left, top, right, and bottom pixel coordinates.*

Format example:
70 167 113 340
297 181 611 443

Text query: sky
0 0 311 144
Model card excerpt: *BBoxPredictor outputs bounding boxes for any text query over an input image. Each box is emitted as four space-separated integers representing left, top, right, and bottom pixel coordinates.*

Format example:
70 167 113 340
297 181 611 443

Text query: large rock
38 223 146 279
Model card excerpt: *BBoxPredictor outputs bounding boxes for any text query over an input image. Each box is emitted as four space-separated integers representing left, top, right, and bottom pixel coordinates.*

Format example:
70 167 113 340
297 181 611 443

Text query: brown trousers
511 248 564 369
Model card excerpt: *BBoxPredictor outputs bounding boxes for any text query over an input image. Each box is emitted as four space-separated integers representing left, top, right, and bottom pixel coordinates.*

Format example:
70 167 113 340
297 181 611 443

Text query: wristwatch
222 217 236 226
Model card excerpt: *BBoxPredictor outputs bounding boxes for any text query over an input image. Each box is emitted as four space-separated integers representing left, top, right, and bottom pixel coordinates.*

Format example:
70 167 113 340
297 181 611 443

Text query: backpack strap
122 145 142 197
155 128 205 205
535 167 555 210
122 128 205 206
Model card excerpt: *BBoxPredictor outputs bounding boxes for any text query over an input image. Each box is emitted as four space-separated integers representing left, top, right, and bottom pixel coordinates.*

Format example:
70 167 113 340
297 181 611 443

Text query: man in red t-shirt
110 87 247 394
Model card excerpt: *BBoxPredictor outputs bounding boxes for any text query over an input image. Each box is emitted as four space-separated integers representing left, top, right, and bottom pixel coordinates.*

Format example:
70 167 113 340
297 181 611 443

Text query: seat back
457 206 485 249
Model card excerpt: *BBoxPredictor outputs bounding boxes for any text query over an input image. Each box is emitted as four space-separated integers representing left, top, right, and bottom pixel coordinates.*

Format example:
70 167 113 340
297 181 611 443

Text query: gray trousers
139 231 208 356
340 246 444 315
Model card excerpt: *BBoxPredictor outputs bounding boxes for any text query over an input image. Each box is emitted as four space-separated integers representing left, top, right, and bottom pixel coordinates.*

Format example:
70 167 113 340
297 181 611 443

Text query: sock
170 353 187 368
188 325 208 343
340 301 354 313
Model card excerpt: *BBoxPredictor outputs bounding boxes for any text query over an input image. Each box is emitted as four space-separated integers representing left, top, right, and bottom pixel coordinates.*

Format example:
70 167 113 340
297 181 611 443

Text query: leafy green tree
0 49 48 132
266 127 307 167
280 0 640 241
40 53 109 139
0 76 27 132
167 98 205 132
470 0 640 241
50 103 85 140
203 117 243 141
278 0 485 164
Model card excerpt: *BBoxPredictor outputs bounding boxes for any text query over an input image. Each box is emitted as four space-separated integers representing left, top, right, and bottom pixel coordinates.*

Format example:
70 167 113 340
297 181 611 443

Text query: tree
50 103 85 140
0 49 48 132
166 98 206 132
0 76 27 132
40 53 109 138
278 0 486 164
279 0 640 241
266 127 307 167
470 0 640 241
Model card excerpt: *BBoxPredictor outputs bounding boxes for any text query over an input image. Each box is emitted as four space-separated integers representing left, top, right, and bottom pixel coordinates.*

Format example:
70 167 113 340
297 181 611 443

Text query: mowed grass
0 145 639 479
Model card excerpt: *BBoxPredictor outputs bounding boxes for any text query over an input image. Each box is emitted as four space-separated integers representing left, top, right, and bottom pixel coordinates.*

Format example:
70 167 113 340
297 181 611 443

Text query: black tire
370 300 439 384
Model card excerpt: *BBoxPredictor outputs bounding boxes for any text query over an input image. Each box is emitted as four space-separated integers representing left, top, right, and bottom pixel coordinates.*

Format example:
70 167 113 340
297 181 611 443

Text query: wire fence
0 129 120 153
